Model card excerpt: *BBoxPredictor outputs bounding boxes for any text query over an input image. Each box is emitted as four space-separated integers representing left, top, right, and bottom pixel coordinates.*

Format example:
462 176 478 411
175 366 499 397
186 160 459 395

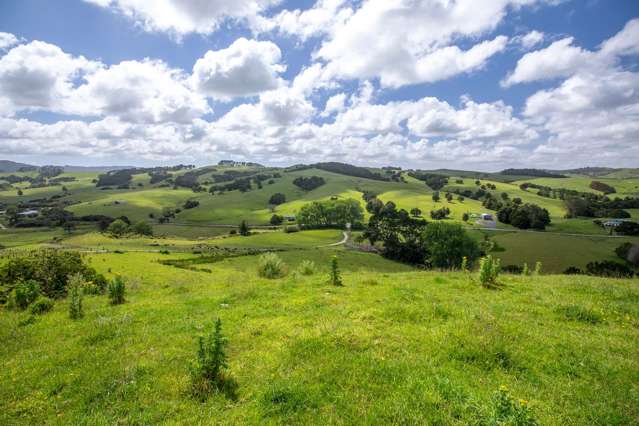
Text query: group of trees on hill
408 172 448 190
589 181 616 194
497 203 551 230
294 162 390 181
293 176 325 191
363 200 480 268
501 168 567 178
297 199 364 228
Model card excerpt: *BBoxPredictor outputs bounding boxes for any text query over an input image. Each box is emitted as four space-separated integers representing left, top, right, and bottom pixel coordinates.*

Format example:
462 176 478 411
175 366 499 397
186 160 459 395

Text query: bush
189 318 237 400
330 255 343 286
298 260 316 276
533 261 542 276
239 220 250 236
615 242 633 261
270 214 283 225
257 253 287 279
183 199 200 209
107 219 129 237
108 276 126 305
268 193 286 205
132 220 153 236
293 176 325 191
68 273 84 320
29 296 54 315
563 266 583 275
283 225 299 233
0 249 104 301
11 280 41 310
586 261 634 278
502 265 523 274
615 221 639 236
422 222 480 269
430 207 450 220
479 256 500 288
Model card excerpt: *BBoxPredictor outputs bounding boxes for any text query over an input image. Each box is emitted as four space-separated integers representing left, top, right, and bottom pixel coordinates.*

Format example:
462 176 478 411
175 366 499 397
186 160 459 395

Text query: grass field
1 250 638 424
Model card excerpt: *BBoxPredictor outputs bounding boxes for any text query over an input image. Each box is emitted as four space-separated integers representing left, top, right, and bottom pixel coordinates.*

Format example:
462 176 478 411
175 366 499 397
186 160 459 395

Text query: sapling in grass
522 263 529 276
298 260 316 276
330 255 343 286
479 255 500 288
190 318 237 400
68 273 84 320
108 275 126 305
460 256 468 272
534 261 542 276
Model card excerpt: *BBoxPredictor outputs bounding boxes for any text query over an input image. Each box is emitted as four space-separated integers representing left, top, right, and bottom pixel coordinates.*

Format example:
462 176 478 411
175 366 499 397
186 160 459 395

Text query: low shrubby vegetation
298 199 364 229
257 252 287 278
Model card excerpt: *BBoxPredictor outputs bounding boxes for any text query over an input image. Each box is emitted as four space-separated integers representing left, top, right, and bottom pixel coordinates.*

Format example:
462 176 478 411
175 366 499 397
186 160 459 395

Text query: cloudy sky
0 0 638 170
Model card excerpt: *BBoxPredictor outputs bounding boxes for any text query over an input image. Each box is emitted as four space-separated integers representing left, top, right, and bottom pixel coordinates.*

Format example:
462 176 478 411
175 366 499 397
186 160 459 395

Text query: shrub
283 225 299 233
29 296 54 315
462 212 469 222
270 214 283 225
615 242 633 261
131 220 153 236
68 273 84 320
479 256 500 288
410 207 422 217
183 199 200 209
460 256 468 272
293 176 325 191
11 280 41 310
422 222 480 269
298 260 316 276
108 276 126 305
239 220 250 236
107 219 129 237
533 261 542 276
257 253 287 279
522 263 529 276
189 318 237 400
432 191 440 202
615 221 639 236
430 207 450 220
563 266 583 275
502 265 523 274
330 255 343 286
0 249 102 301
586 261 634 278
268 193 286 205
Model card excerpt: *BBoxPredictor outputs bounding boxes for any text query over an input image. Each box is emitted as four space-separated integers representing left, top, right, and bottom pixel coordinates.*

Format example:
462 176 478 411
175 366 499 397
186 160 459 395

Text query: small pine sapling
330 255 343 286
534 261 542 276
68 273 84 320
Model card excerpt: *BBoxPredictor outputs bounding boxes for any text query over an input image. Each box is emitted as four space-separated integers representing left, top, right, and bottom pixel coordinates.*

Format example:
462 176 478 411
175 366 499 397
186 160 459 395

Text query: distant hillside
0 160 37 173
62 165 135 173
501 168 567 178
558 167 619 177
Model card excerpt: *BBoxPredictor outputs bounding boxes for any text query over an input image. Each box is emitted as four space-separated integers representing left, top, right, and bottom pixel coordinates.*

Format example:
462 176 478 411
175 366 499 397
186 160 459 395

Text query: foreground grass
1 251 638 424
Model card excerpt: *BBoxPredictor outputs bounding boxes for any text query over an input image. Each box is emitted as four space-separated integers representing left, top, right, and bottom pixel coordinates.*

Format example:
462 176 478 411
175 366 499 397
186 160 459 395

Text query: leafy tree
132 220 153 236
298 199 364 228
364 202 428 264
445 193 453 202
270 214 283 225
293 176 326 191
63 221 76 234
410 207 422 217
615 221 639 236
239 220 250 236
17 189 23 196
366 198 384 214
462 213 470 222
183 199 200 209
457 195 465 202
615 242 633 261
430 207 450 220
432 191 440 202
498 203 551 230
107 219 129 237
408 172 448 190
268 193 286 205
422 222 480 269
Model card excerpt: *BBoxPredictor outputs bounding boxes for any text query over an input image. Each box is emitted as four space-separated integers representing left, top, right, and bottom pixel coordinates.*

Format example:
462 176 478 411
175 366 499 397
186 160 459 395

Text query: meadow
1 248 638 424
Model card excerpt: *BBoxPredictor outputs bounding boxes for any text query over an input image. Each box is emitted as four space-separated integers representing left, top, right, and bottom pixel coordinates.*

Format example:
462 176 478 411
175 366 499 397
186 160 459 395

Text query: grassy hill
1 247 637 424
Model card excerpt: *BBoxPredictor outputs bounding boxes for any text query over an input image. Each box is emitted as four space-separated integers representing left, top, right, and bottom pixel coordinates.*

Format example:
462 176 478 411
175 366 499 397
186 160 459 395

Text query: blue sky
0 0 638 170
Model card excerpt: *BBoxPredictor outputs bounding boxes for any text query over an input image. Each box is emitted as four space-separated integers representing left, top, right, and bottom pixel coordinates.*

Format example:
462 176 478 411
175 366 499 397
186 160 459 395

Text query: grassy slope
1 251 637 424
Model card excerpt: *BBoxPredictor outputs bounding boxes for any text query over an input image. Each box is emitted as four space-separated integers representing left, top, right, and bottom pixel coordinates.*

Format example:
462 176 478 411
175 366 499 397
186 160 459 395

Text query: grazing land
2 163 639 424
